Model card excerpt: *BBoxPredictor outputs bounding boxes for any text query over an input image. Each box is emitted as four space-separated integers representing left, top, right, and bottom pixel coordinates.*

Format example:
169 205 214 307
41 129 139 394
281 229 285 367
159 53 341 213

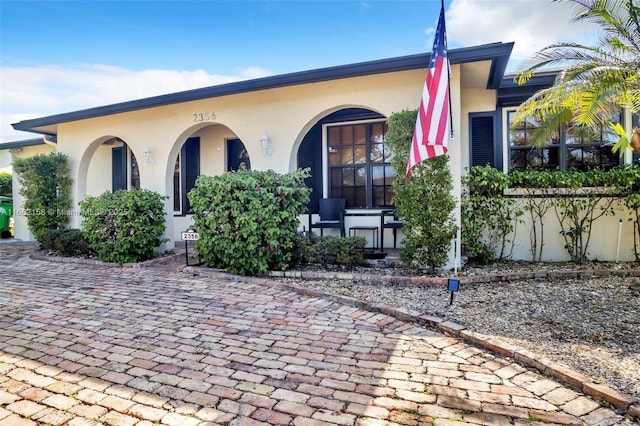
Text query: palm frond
514 0 640 157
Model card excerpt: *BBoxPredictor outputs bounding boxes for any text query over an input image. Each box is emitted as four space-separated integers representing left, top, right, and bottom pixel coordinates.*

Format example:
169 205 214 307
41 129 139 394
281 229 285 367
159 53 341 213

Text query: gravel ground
277 261 640 403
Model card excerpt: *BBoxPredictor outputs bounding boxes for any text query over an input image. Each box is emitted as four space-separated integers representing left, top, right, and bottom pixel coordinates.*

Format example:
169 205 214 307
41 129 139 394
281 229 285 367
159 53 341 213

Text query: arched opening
83 136 140 197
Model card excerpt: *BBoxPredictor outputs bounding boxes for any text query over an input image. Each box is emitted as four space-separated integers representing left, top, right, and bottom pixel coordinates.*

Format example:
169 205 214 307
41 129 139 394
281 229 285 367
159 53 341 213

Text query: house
2 41 637 262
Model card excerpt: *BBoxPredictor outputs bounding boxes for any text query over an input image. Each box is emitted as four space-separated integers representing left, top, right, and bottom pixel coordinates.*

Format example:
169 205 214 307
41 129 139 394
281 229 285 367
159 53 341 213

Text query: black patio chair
309 198 346 237
382 211 404 248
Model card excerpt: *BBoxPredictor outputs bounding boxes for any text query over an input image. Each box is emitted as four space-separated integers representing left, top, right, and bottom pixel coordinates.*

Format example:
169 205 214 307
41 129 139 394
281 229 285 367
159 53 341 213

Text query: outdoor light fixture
143 147 153 164
261 134 272 156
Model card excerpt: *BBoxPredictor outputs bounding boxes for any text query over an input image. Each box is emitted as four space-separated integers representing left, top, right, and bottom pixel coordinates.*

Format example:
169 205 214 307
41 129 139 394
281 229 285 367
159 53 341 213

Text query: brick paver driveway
0 242 631 425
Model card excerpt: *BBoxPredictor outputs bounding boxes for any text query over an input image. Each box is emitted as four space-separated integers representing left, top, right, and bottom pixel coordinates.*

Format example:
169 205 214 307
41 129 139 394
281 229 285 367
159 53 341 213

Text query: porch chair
309 198 346 237
382 211 404 248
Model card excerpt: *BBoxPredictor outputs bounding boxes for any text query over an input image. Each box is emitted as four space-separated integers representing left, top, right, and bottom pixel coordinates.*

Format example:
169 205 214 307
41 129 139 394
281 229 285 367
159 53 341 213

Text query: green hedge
462 164 639 263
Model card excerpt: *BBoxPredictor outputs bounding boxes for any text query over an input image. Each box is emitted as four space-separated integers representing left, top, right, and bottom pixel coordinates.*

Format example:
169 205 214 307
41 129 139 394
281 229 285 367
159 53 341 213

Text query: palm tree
512 0 640 154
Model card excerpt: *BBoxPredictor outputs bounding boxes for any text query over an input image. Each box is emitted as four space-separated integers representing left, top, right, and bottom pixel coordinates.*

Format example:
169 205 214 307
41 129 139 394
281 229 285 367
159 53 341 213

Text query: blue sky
0 0 596 142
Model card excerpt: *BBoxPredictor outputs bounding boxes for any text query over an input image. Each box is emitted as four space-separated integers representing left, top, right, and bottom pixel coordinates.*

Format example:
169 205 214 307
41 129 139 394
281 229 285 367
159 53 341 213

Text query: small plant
80 189 167 264
549 169 621 263
295 234 366 268
41 228 95 258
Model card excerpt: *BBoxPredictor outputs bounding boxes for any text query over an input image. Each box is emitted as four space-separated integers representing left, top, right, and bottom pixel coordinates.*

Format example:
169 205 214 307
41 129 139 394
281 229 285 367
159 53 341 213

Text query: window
328 121 394 208
173 137 200 215
507 110 620 171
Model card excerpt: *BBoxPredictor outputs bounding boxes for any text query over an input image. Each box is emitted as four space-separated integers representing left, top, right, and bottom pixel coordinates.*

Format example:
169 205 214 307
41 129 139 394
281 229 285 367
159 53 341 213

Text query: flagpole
442 0 454 140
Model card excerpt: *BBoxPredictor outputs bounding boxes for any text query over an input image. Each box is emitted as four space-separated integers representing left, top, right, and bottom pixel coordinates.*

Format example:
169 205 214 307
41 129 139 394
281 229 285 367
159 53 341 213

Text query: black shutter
182 137 200 214
112 146 127 192
470 115 495 168
297 124 322 213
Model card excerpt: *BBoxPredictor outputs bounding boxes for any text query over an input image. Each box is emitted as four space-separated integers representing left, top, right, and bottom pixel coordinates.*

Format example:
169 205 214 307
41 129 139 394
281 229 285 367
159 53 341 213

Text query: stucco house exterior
2 41 638 262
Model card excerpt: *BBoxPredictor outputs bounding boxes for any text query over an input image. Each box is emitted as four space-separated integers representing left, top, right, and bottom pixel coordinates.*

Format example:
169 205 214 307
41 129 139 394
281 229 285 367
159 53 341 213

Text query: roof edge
0 138 46 150
13 42 515 133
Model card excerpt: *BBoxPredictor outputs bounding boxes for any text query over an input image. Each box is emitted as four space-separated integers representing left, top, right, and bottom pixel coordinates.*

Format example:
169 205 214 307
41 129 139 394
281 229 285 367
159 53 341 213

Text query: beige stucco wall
497 198 635 262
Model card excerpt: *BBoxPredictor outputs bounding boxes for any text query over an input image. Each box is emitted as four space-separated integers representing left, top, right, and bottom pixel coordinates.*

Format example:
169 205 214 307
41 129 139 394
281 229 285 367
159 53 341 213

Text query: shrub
294 234 366 268
80 189 167 264
188 168 311 276
0 172 11 197
461 165 523 263
12 153 72 242
41 228 95 258
385 110 457 273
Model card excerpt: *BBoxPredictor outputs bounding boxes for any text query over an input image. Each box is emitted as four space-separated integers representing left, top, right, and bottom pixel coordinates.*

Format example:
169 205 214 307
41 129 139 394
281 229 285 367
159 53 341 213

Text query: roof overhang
12 42 514 136
498 71 558 107
0 138 46 151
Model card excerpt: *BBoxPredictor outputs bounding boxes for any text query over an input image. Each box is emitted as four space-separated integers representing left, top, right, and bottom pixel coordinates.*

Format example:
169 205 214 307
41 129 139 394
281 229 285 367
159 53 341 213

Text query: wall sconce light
261 134 272 156
143 146 154 164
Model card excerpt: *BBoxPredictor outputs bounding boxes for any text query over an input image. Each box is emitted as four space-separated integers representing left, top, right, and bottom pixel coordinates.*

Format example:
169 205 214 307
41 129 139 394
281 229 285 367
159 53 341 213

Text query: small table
349 226 379 251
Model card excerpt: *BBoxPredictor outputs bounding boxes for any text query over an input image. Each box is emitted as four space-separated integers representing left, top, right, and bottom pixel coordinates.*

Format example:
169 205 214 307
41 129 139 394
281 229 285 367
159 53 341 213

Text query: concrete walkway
0 242 634 425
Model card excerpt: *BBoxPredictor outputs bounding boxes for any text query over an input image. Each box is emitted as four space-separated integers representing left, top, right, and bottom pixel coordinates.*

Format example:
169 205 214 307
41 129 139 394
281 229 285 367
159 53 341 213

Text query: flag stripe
406 5 450 179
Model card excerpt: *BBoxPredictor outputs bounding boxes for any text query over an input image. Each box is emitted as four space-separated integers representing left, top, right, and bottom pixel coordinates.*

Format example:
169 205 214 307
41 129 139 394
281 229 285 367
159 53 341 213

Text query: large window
328 121 395 208
508 111 620 171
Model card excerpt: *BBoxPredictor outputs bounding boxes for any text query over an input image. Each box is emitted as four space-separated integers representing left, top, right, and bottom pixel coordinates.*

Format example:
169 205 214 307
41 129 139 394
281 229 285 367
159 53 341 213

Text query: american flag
406 4 450 179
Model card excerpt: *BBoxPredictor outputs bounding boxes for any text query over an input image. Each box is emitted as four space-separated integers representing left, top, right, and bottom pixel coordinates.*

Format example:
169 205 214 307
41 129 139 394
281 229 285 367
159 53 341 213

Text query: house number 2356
193 112 216 122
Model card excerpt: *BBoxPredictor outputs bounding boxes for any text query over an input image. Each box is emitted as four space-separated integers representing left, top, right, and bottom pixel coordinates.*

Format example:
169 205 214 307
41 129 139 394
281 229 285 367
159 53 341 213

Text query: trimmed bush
12 153 72 242
41 228 95 258
188 168 311 276
80 189 167 264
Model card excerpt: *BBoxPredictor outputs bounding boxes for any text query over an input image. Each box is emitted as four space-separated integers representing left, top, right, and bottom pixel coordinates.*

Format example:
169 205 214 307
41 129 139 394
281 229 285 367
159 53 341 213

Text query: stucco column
137 147 175 252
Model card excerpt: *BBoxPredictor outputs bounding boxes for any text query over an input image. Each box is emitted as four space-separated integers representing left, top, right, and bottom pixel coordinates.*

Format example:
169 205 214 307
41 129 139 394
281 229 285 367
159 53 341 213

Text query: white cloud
0 64 272 143
446 0 600 71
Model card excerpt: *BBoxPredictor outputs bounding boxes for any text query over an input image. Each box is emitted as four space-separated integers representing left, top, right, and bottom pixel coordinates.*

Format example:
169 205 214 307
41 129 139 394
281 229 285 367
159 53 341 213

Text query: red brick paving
0 242 636 425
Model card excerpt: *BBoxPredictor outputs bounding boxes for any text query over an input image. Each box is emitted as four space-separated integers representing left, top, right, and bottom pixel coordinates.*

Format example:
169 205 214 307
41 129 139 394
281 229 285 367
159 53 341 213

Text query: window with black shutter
470 113 496 168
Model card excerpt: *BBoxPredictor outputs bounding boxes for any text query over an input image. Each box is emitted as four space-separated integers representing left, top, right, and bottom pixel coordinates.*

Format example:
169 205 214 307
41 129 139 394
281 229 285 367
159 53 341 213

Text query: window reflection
508 110 620 171
328 121 394 208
